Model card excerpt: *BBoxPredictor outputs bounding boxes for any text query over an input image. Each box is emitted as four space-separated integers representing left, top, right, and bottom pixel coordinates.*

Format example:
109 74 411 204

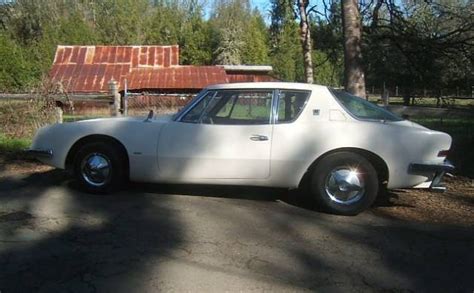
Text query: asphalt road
0 169 473 292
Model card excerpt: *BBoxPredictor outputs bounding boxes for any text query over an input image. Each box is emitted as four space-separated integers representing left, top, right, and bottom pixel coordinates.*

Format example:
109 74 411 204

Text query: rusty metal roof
128 66 227 90
226 72 278 83
50 45 274 93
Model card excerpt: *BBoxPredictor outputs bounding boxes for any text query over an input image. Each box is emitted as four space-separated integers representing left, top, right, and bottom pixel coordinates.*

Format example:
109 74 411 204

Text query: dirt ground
1 157 473 227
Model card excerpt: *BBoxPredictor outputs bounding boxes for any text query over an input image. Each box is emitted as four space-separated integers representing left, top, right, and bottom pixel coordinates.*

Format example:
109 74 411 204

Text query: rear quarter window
330 89 403 122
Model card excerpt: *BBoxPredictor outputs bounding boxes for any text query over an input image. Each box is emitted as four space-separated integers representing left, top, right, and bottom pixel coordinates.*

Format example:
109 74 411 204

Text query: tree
311 1 344 86
296 0 314 83
341 0 366 97
146 2 183 45
241 9 270 65
363 0 473 95
270 0 304 81
180 0 213 65
210 0 250 65
93 0 149 45
0 32 32 91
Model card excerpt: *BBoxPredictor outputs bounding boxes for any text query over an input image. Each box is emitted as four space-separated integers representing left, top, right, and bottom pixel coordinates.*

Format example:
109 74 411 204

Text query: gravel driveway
0 165 473 292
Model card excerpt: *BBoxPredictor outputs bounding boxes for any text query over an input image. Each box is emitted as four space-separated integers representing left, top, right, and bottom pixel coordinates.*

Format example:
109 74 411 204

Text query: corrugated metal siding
51 45 191 93
50 45 275 93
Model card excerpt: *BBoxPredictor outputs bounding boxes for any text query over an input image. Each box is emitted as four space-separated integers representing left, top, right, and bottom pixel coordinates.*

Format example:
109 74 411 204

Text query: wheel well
299 148 389 188
65 135 129 176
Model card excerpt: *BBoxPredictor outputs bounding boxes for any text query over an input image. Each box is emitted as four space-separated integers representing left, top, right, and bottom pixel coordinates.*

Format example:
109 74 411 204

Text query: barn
50 45 277 115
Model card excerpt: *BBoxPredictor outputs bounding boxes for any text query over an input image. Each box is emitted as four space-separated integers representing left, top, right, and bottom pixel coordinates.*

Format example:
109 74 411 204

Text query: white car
28 82 454 215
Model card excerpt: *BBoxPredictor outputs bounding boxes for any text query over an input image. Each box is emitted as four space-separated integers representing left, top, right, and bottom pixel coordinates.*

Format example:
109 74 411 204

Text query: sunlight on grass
0 133 31 153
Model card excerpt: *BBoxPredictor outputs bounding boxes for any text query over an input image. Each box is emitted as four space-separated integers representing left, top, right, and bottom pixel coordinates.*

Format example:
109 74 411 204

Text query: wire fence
366 85 474 107
125 92 194 116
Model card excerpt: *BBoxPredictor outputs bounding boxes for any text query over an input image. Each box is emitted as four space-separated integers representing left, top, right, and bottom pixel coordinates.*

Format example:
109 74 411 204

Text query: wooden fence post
55 107 63 123
382 82 389 106
108 79 120 117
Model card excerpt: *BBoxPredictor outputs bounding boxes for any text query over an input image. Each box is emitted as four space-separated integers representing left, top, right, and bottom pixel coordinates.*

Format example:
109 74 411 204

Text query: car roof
205 82 328 91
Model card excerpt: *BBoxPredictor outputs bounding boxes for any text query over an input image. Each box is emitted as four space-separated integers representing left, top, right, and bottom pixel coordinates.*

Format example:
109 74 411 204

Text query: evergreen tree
146 1 183 45
241 9 270 65
180 0 213 65
0 32 32 91
93 0 149 45
269 0 304 81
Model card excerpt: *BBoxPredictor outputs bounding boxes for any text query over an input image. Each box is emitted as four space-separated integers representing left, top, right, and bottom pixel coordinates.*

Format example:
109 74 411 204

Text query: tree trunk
341 0 366 97
297 0 314 84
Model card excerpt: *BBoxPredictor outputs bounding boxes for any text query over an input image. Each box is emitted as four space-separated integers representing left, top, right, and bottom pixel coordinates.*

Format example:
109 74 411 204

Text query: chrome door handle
250 135 269 141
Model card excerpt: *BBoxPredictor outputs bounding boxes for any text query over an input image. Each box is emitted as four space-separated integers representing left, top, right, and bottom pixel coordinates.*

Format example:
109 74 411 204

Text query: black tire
73 142 127 193
309 151 379 215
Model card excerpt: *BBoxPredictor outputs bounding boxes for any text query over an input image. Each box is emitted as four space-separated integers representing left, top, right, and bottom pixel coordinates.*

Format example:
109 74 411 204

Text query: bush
0 79 59 139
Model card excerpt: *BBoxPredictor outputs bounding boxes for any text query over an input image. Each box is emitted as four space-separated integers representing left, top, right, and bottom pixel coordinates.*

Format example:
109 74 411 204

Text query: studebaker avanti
28 82 454 215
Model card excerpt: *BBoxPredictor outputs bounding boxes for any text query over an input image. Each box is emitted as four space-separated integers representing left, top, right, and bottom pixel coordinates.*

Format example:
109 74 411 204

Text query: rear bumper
409 160 454 192
25 148 53 158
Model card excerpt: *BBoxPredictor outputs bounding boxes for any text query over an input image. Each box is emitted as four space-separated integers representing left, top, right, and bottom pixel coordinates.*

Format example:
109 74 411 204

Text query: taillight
438 150 449 157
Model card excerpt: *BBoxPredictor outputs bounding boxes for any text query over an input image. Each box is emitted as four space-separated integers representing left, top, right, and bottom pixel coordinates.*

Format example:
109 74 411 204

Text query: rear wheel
73 142 127 193
310 152 379 215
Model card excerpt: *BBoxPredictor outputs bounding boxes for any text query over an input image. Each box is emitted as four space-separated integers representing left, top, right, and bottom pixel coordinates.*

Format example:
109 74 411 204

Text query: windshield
173 89 208 120
330 89 403 122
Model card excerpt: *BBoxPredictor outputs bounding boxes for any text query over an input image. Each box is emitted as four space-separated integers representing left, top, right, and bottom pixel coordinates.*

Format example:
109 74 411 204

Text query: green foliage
146 2 183 45
241 10 270 65
179 1 213 65
0 0 471 93
313 50 343 86
269 0 304 81
363 0 473 93
0 132 31 153
210 0 250 64
0 33 32 91
94 0 149 45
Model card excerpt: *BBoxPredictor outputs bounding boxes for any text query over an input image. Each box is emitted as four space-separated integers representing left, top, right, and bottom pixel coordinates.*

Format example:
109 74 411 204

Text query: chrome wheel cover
81 153 111 187
325 168 365 205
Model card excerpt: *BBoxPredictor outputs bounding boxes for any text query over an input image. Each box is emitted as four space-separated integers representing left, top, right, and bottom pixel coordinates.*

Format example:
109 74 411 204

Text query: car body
28 82 454 215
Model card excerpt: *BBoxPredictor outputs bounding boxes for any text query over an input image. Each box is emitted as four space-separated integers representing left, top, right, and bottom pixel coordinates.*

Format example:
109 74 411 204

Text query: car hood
68 114 174 125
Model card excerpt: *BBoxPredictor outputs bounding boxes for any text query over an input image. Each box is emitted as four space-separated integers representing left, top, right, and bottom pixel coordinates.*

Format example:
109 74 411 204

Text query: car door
157 89 275 179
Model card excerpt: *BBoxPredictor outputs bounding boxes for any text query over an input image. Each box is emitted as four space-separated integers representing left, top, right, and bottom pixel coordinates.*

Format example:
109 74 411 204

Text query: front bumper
409 161 455 192
25 149 53 158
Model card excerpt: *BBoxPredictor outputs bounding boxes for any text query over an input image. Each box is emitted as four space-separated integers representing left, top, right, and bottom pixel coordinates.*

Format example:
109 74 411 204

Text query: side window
181 91 216 123
330 89 403 121
277 90 310 123
201 90 273 125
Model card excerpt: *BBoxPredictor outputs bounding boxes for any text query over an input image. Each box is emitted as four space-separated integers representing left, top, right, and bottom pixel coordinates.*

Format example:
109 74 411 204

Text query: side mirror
144 110 154 122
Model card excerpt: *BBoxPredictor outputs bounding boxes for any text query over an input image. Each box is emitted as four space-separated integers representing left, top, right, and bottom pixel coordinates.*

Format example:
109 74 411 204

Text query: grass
367 95 474 108
0 133 31 160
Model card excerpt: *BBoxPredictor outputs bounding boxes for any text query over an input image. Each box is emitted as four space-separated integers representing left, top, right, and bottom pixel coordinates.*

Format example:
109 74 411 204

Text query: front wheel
310 152 379 215
73 142 127 193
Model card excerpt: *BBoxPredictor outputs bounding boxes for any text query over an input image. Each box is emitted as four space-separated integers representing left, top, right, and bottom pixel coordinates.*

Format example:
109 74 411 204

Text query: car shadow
0 169 184 292
1 169 473 291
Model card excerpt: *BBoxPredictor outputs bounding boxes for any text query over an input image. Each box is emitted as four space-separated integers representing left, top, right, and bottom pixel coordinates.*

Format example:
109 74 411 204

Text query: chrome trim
409 160 455 191
325 168 366 205
271 89 280 124
179 89 277 125
197 91 218 123
250 135 269 141
81 153 111 187
274 89 311 124
174 89 209 122
408 161 455 174
25 149 53 158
